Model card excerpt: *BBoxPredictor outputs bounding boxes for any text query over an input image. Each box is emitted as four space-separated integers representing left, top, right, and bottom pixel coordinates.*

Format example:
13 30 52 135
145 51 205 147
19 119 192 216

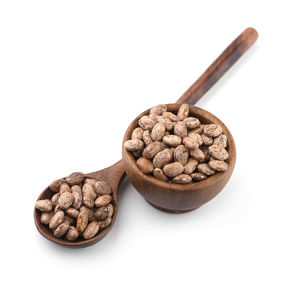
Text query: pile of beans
124 104 229 184
35 172 113 240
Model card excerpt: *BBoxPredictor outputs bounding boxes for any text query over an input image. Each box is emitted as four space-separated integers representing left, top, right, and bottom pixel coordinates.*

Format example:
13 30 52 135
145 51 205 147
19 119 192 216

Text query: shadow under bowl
122 104 236 213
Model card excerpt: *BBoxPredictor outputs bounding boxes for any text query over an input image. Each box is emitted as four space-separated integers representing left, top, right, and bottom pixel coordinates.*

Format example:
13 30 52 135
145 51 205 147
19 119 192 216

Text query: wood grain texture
34 161 125 248
122 104 236 213
177 27 258 105
34 27 257 246
121 27 257 212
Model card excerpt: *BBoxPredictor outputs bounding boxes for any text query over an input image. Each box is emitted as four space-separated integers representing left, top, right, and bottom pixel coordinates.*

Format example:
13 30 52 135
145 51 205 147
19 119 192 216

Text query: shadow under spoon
34 27 258 248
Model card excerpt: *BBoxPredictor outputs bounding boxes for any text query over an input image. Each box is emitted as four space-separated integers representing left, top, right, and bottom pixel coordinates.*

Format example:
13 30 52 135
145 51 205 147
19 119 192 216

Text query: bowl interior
122 103 236 192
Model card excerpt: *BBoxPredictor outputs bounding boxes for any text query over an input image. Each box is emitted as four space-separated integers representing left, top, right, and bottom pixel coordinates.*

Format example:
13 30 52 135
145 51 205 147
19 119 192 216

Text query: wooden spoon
34 27 258 247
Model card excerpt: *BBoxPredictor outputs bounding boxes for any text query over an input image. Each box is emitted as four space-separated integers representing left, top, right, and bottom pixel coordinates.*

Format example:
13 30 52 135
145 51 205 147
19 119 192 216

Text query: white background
0 1 299 284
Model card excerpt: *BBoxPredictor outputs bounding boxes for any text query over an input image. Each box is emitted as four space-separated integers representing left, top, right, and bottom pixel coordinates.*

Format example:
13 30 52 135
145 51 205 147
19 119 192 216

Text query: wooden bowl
122 104 236 213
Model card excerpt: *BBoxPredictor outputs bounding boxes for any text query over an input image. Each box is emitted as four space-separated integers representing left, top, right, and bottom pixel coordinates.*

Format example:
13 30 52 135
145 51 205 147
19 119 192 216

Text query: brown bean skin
95 195 112 207
71 185 82 194
191 173 207 181
202 147 211 162
35 199 52 212
59 183 71 194
58 192 74 210
189 125 204 134
124 139 144 152
66 226 79 241
53 223 70 238
66 208 80 219
54 205 62 214
66 172 85 186
162 112 180 122
208 144 229 160
79 205 89 212
82 183 97 199
72 191 82 209
184 117 200 129
150 104 167 115
80 206 96 222
213 134 228 148
172 174 192 184
174 122 188 139
188 132 203 146
82 183 96 208
107 204 114 217
63 215 75 226
162 135 182 147
177 104 189 120
153 168 168 182
174 145 189 165
83 221 100 239
40 212 54 225
49 211 64 230
84 178 97 186
95 206 109 220
203 124 223 137
143 130 153 146
201 134 213 146
148 113 158 123
208 160 228 171
77 211 89 233
123 104 230 185
156 116 173 131
151 123 166 141
197 163 215 176
190 148 205 162
50 179 65 192
183 136 199 150
94 181 112 195
139 115 156 130
184 158 198 174
142 141 164 159
98 216 112 230
137 157 154 174
163 162 184 177
131 127 144 140
82 191 95 208
153 149 173 169
51 193 61 206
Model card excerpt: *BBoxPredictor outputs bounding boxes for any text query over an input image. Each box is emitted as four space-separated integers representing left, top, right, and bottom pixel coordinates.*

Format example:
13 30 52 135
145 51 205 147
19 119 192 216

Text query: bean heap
124 104 229 184
35 172 113 240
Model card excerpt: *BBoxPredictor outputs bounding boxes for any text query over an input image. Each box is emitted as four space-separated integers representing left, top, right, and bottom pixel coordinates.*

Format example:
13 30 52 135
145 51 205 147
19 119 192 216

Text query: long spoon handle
176 27 258 105
88 29 258 184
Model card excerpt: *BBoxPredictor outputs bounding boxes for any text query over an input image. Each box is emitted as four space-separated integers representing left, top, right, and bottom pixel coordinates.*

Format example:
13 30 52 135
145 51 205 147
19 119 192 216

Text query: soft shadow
33 43 257 254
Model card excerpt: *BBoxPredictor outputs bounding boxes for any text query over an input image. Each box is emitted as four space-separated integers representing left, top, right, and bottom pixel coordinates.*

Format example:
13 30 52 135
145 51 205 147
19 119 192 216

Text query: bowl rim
122 103 236 192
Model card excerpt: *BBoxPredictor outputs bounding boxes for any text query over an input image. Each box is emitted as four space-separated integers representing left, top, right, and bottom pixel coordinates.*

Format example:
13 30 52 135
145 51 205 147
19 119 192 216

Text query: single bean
163 162 184 177
35 199 52 212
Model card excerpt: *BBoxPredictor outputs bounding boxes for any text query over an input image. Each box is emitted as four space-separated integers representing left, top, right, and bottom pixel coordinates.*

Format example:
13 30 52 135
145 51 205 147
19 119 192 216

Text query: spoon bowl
34 160 125 248
122 104 236 213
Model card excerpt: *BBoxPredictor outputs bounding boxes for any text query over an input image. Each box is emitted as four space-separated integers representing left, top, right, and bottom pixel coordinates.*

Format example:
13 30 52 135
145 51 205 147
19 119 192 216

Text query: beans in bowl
124 104 229 184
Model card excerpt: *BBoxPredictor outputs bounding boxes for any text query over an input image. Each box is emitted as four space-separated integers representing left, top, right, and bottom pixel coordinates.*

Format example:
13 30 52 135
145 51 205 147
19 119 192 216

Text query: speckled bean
163 162 184 177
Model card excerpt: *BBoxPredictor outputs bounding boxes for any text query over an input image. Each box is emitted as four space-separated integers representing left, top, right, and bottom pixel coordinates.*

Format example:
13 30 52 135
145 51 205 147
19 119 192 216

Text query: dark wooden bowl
122 104 236 213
